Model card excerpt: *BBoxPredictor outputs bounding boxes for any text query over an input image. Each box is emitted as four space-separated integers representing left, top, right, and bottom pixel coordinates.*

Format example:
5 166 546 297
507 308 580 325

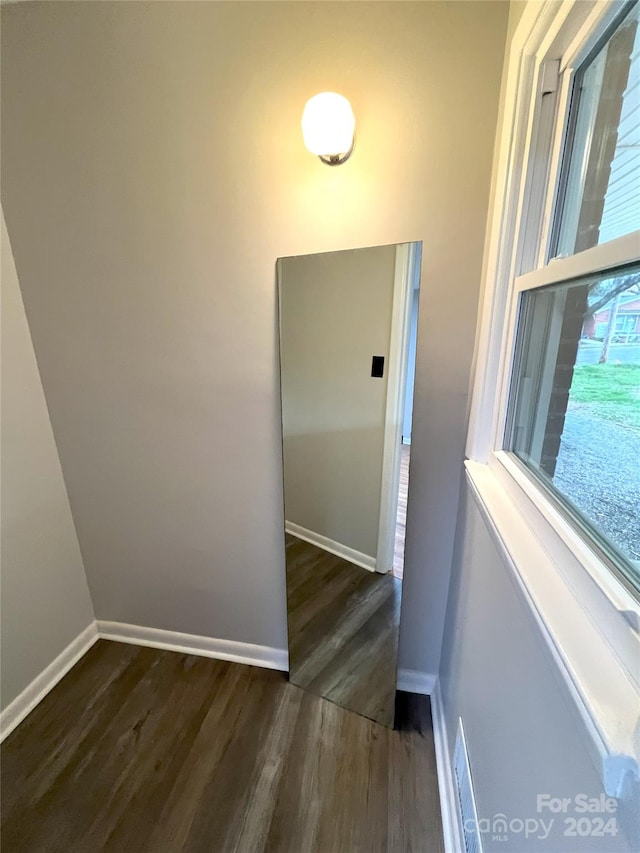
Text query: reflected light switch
371 356 385 378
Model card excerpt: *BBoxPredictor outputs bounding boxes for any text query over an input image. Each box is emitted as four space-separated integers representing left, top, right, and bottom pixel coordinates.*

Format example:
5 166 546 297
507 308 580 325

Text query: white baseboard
430 679 464 853
97 621 289 672
2 621 439 748
285 520 376 572
1 620 287 742
397 668 436 694
0 622 99 743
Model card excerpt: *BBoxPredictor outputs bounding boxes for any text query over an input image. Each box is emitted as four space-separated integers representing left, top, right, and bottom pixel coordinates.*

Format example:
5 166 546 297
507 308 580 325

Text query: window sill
465 458 640 800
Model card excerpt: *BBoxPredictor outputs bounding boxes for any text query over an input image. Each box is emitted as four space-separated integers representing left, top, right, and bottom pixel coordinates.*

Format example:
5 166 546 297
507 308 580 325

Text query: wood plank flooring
285 536 401 727
1 640 444 853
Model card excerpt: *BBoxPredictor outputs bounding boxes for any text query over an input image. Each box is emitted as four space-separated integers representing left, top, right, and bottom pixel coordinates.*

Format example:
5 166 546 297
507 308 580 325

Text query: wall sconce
301 92 355 166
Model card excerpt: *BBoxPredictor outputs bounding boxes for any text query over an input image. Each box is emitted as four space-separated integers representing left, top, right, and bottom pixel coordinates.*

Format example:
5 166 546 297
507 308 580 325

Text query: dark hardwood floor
286 535 401 727
1 640 443 853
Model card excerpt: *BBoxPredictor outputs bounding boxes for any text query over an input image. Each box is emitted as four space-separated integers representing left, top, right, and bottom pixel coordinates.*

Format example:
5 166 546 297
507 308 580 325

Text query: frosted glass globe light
301 93 355 165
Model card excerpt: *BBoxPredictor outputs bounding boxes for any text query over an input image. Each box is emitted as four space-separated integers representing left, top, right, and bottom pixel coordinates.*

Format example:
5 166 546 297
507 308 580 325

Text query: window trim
466 0 640 799
516 229 640 294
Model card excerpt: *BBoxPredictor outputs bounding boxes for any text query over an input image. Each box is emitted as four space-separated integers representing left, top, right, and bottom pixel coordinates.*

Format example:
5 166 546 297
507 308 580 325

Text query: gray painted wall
1 211 95 711
279 245 396 559
0 1 508 671
439 484 639 852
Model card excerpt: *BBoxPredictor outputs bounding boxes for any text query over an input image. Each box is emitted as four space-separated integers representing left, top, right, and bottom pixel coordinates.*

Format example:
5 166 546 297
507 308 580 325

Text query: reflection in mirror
278 241 421 727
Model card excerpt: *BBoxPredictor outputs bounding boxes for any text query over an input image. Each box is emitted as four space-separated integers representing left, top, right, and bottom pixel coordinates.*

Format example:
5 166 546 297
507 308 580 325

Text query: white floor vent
453 718 483 853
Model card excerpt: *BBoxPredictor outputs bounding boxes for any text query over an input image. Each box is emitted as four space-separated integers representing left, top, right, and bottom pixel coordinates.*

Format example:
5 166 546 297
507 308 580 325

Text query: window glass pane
555 3 640 256
506 264 640 591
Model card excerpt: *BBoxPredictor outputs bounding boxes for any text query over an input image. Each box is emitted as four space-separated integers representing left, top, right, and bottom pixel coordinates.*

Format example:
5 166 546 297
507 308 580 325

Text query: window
466 0 640 797
554 3 640 256
504 1 640 596
506 263 640 592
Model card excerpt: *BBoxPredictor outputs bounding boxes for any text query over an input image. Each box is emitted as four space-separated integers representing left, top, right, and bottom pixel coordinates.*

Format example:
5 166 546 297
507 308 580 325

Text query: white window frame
466 0 640 799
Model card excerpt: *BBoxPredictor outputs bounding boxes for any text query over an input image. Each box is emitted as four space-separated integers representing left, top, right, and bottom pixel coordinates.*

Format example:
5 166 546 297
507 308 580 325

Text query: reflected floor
285 535 401 728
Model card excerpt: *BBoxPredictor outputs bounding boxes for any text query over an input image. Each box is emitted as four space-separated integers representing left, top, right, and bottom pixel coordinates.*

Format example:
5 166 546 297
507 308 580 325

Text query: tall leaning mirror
277 241 422 727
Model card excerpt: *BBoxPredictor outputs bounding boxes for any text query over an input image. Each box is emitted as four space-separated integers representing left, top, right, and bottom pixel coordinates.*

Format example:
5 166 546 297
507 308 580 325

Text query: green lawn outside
568 363 640 431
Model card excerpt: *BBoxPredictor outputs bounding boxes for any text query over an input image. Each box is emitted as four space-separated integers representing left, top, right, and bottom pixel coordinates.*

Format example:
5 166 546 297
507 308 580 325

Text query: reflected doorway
393 445 410 579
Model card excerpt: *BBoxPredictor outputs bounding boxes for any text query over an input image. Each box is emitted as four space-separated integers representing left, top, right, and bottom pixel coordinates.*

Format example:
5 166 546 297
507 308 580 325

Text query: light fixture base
318 136 355 166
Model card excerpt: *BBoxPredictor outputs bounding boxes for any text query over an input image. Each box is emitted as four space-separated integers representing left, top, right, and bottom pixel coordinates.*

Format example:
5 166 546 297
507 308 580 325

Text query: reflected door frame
375 242 420 573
